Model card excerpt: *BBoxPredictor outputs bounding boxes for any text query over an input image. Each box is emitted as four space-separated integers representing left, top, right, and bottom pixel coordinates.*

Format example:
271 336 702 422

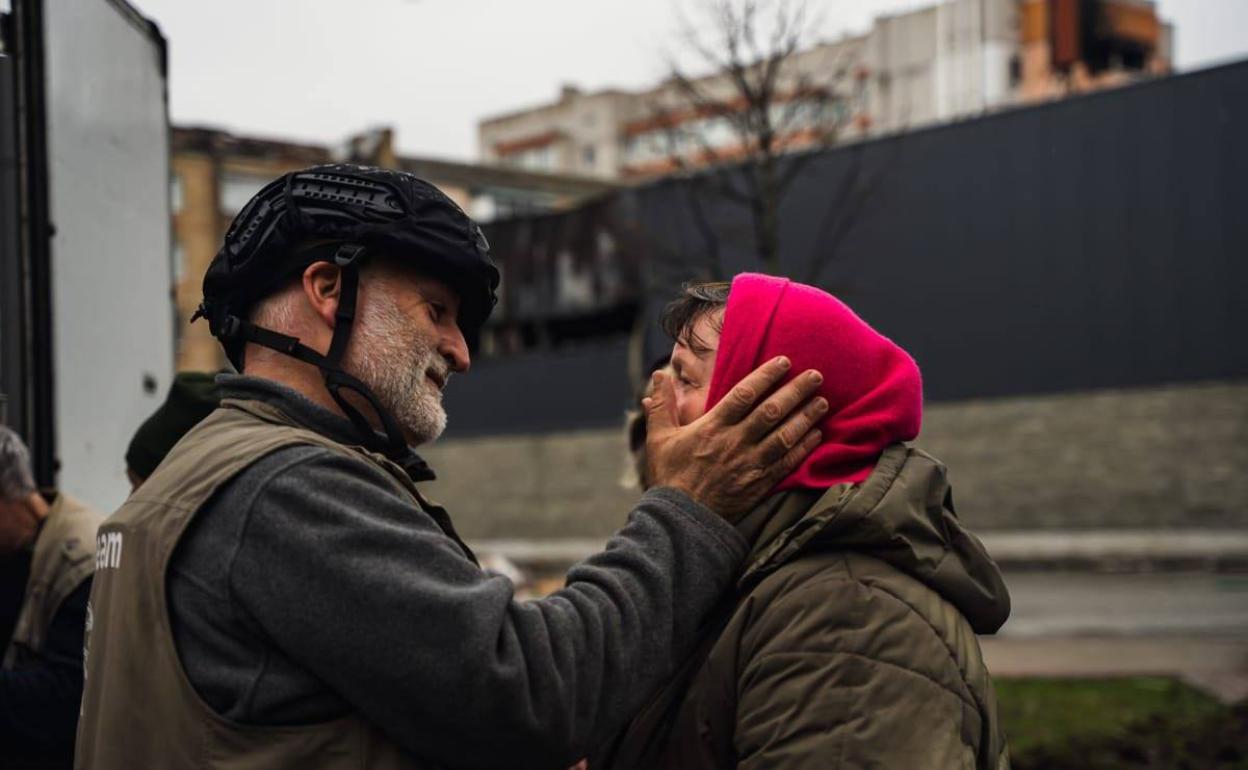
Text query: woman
594 274 1011 770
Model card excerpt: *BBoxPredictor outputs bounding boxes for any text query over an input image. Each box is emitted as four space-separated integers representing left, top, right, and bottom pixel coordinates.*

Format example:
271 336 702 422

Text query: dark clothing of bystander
1 492 101 769
0 579 91 768
0 551 33 647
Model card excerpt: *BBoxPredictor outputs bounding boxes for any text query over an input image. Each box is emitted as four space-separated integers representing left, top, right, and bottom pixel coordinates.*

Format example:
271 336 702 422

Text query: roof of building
478 87 633 127
172 126 330 165
398 155 619 197
172 125 618 201
478 39 864 131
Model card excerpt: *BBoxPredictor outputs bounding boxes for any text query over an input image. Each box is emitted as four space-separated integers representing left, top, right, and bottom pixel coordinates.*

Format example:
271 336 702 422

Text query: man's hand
645 356 828 521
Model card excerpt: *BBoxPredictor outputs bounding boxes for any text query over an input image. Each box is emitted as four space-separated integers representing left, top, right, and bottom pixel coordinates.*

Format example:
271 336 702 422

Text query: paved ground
487 553 1248 702
983 530 1248 571
984 573 1248 702
981 636 1248 703
998 572 1248 638
472 530 1248 572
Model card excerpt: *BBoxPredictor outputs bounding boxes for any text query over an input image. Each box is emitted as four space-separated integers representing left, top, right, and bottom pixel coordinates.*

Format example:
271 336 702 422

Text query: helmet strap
216 243 435 482
324 243 363 365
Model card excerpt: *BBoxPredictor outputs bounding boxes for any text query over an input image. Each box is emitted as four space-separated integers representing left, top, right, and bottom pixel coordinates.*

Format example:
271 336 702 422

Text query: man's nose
441 326 470 373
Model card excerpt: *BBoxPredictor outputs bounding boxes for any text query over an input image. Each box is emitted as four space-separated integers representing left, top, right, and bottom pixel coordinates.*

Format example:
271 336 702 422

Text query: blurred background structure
431 59 1248 539
3 0 1248 765
170 125 616 371
480 0 1174 180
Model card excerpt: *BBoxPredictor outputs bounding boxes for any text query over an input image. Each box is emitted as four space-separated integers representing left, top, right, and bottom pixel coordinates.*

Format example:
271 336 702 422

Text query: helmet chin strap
218 244 434 483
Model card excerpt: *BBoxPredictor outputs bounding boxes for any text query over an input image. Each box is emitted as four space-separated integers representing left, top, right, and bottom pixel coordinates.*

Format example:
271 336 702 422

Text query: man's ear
301 261 342 329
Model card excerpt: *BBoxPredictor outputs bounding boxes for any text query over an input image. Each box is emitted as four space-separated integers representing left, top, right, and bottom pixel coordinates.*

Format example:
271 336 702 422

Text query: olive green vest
75 399 467 770
2 492 101 671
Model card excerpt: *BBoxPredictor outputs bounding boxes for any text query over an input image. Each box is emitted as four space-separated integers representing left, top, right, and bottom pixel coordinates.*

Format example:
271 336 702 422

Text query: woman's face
669 310 723 426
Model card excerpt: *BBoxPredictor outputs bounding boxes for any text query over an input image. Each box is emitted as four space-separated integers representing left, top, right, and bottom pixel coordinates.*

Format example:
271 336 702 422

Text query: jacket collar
736 445 1011 634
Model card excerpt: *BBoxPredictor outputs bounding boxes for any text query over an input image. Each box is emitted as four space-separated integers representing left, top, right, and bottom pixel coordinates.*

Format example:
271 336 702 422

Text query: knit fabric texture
705 273 923 491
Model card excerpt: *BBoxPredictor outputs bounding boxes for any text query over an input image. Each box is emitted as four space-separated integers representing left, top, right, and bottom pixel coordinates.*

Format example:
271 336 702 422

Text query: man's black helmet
197 164 499 369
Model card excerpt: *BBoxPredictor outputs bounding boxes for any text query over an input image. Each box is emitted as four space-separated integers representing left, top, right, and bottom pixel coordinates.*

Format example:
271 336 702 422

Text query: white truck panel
44 0 173 511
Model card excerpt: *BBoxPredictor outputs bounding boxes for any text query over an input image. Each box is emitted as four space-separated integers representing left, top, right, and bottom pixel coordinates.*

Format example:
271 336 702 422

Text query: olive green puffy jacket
594 445 1012 770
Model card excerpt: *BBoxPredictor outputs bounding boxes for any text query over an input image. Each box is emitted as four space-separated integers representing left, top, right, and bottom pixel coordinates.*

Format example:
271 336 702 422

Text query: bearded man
75 166 829 770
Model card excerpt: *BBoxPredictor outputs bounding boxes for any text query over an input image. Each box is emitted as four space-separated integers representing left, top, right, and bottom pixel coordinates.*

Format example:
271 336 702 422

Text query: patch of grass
996 677 1223 755
996 677 1247 769
1013 701 1248 769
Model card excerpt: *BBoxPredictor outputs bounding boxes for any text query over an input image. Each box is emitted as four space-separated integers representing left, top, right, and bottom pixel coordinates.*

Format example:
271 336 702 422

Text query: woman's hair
660 281 731 354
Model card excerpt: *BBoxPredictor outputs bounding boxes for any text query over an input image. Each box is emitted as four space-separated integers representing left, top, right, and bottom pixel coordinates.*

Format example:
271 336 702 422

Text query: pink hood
705 273 923 491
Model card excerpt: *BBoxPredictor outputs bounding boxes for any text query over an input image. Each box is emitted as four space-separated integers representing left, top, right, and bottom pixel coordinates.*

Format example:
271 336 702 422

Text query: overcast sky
131 0 1248 161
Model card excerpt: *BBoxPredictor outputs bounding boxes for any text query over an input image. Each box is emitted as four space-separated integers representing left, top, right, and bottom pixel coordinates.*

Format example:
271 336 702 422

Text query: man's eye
429 303 443 321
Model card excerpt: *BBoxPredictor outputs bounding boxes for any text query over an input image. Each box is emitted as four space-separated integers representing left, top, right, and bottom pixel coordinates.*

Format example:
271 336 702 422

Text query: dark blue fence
446 60 1248 438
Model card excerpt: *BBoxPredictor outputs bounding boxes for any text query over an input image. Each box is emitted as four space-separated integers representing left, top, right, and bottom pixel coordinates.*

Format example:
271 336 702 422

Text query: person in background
0 426 102 769
595 274 1012 770
125 371 222 490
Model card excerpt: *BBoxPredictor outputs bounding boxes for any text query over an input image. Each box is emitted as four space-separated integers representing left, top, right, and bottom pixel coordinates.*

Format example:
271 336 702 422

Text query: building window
170 173 184 214
474 187 561 221
471 195 499 223
172 240 185 283
582 145 596 168
624 132 668 166
504 146 555 172
219 172 272 215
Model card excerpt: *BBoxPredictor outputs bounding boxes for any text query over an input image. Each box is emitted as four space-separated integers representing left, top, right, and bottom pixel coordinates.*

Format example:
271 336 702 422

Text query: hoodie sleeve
229 446 747 770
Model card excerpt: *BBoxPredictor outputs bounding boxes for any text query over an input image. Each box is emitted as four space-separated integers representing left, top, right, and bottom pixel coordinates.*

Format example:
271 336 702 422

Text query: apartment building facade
479 0 1172 180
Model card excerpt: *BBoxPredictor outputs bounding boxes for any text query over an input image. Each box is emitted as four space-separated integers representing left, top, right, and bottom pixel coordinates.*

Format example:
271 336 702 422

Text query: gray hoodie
167 375 748 769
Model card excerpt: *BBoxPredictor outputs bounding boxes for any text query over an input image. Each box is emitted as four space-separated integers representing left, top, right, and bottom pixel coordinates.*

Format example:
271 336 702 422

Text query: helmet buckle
220 315 242 339
334 243 365 267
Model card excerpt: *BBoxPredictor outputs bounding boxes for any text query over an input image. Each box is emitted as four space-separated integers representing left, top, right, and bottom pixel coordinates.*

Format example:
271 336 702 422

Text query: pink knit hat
705 273 923 491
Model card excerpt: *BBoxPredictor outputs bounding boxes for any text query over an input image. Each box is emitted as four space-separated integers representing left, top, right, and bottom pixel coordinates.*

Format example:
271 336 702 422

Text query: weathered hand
645 356 827 521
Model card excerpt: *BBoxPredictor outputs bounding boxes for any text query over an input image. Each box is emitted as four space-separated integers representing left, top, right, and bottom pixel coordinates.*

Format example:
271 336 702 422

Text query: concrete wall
419 381 1248 541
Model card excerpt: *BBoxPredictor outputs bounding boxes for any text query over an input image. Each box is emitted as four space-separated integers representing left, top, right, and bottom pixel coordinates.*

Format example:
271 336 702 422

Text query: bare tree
644 0 864 276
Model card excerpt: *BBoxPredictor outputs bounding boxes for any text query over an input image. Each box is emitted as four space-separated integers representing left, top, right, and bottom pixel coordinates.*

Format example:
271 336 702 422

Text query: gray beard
346 293 449 447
